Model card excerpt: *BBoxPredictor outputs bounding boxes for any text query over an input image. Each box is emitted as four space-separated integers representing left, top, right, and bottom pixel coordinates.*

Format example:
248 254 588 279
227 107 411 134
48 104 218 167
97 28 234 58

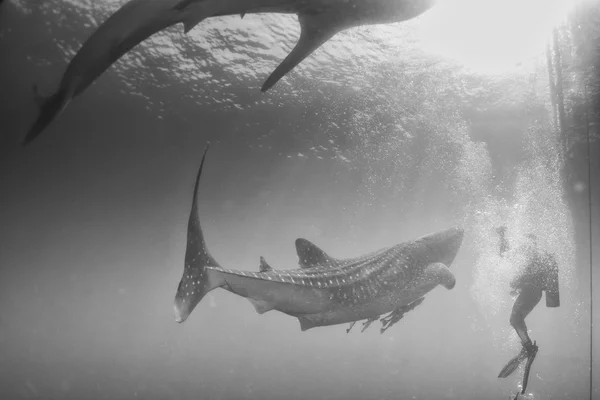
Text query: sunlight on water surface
415 0 577 74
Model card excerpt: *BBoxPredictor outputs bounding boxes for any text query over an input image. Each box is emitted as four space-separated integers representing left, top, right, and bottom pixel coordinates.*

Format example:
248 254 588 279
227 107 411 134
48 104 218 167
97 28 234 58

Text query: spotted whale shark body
23 0 437 145
174 146 464 332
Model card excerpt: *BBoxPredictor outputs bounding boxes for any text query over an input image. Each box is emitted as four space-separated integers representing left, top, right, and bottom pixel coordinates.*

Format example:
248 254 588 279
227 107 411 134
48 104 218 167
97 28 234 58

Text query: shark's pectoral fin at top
182 15 206 34
423 262 456 290
295 238 335 268
261 12 346 92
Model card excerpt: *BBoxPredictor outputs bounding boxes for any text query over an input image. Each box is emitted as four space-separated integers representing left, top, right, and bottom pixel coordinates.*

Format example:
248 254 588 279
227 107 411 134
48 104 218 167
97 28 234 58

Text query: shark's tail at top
174 144 226 323
22 85 70 146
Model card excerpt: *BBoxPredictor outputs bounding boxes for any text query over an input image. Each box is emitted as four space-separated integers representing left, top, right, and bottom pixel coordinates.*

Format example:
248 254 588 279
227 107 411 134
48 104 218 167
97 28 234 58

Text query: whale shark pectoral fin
424 262 456 290
261 12 345 92
247 298 275 314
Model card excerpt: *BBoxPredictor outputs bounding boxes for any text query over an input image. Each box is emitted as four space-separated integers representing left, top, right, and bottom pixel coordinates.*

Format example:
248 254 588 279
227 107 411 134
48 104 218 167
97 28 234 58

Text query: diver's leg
511 287 543 392
509 285 543 346
498 285 543 379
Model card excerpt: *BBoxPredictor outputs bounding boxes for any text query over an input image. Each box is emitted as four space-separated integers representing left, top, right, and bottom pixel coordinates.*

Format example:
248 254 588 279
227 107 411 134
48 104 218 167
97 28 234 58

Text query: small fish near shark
23 0 438 145
173 145 464 333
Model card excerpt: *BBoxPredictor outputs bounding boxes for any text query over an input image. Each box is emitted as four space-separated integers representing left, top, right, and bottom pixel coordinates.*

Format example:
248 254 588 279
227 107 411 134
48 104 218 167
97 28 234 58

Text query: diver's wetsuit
496 227 560 394
499 229 560 346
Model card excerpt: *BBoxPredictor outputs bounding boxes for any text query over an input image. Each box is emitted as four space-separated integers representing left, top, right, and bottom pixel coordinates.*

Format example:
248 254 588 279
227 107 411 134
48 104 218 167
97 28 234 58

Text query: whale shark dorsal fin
261 11 344 92
259 256 272 272
295 238 333 268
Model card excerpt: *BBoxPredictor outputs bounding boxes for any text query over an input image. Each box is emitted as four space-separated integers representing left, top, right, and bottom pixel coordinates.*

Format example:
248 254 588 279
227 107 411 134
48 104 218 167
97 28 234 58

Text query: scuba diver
495 226 560 397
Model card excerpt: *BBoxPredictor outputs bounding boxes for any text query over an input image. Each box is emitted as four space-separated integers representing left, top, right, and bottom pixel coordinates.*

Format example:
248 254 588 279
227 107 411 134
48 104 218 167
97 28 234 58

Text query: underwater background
0 0 599 399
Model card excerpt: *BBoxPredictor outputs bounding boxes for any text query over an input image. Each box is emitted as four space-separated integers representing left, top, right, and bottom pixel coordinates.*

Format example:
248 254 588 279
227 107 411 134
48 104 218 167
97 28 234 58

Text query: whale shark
173 145 464 332
23 0 437 145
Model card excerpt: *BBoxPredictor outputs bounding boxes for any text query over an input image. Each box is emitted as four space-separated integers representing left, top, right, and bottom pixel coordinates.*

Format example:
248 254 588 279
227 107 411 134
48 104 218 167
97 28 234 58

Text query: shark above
174 146 464 333
23 0 437 145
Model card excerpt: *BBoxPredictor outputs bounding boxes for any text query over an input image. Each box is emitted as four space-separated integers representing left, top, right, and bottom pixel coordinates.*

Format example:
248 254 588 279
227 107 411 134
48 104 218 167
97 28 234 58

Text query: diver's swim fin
498 346 528 378
520 341 538 394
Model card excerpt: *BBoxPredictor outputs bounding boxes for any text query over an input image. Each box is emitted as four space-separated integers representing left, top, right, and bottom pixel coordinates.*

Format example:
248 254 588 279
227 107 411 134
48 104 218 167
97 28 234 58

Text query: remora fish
23 0 437 145
174 146 464 331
